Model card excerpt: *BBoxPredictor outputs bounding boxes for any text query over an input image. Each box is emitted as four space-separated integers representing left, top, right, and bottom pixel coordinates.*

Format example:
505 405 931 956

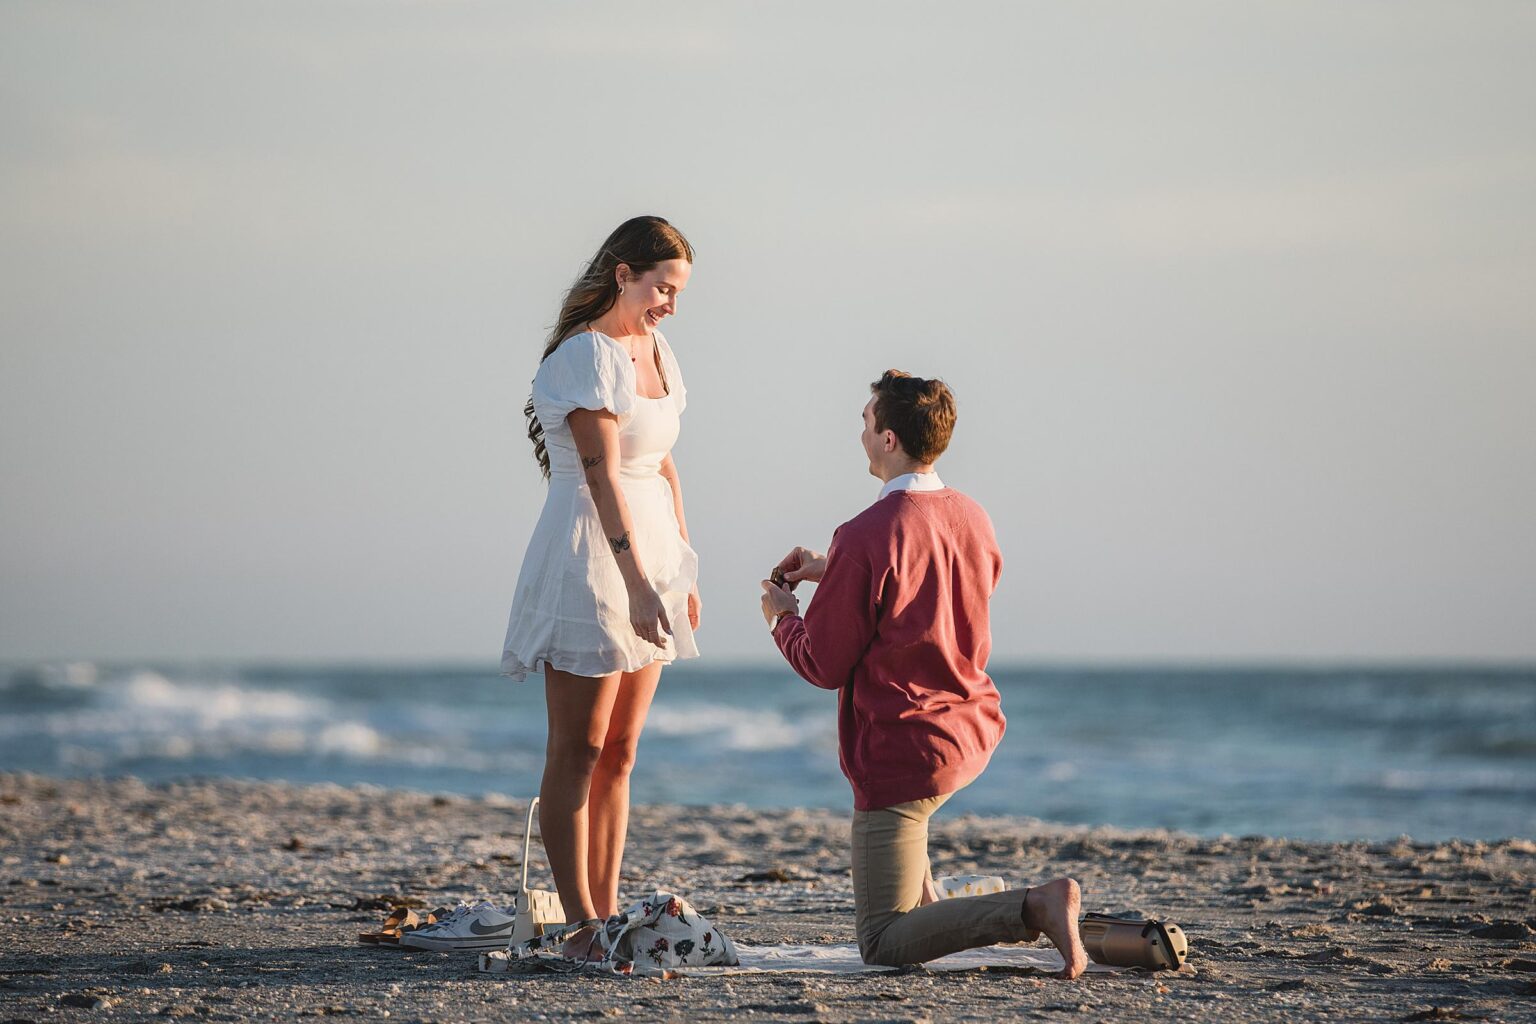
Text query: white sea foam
5 661 1533 841
118 671 324 726
0 660 100 691
644 703 814 752
316 721 383 757
60 662 100 688
1377 767 1530 794
1045 760 1079 782
0 668 398 767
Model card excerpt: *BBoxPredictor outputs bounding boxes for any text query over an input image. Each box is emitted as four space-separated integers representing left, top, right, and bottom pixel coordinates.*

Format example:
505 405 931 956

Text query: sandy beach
2 773 1532 1023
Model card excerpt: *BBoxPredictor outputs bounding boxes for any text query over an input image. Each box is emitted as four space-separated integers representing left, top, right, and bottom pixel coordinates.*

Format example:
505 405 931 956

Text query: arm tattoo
608 531 631 557
582 454 604 470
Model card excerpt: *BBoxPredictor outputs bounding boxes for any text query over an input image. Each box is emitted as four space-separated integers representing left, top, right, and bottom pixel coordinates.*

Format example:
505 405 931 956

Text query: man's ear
883 430 899 454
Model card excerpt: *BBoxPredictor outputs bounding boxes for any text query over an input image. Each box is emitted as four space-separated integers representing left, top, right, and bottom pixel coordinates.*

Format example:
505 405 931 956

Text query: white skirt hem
500 644 700 682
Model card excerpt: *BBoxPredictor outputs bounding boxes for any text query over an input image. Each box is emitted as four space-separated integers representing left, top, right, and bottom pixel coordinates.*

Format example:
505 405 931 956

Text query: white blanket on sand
675 943 1122 976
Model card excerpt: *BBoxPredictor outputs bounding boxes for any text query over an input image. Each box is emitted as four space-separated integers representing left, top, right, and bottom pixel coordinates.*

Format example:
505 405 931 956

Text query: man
760 370 1088 977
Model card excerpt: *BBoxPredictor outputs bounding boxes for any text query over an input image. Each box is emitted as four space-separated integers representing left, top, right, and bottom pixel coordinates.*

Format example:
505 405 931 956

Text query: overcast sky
2 2 1533 666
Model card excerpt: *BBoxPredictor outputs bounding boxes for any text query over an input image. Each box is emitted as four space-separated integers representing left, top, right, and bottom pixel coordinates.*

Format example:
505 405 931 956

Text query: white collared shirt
878 470 945 500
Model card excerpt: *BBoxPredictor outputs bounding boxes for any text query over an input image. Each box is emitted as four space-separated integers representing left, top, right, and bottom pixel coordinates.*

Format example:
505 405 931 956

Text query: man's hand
775 546 827 588
760 580 800 627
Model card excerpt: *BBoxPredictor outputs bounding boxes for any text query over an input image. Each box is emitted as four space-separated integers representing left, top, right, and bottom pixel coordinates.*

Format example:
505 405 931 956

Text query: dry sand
2 773 1533 1022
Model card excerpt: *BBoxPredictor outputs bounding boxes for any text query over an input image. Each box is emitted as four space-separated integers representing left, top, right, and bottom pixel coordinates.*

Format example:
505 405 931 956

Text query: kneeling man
761 370 1088 977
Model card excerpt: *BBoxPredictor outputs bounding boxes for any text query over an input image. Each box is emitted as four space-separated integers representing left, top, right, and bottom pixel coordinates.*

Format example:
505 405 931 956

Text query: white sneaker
399 900 518 951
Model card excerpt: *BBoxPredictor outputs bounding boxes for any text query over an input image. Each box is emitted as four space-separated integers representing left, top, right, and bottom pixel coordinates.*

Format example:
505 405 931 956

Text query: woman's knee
593 736 640 779
545 736 604 776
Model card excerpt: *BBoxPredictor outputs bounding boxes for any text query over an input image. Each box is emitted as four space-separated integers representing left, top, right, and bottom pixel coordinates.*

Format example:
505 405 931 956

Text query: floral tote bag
605 890 739 970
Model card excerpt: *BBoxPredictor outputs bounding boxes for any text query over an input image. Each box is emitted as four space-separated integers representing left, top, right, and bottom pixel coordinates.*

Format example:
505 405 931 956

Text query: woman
502 215 700 958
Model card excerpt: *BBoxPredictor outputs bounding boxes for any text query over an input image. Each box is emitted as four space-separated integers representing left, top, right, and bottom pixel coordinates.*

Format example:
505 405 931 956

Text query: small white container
935 874 1008 899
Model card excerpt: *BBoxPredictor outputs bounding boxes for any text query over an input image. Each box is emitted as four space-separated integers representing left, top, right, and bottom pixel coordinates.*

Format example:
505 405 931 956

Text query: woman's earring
619 286 625 296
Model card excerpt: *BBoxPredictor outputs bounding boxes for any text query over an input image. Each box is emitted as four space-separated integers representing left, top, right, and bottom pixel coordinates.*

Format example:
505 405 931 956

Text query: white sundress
501 330 700 680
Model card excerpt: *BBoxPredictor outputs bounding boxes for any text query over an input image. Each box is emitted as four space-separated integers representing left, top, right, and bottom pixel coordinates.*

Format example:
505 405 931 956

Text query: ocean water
0 661 1531 842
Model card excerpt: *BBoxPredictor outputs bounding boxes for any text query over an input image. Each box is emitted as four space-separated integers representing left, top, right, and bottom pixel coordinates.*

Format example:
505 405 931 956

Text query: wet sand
2 773 1533 1022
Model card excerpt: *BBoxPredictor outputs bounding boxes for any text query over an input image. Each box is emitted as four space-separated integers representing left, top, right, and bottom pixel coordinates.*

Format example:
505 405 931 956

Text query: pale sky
2 2 1534 664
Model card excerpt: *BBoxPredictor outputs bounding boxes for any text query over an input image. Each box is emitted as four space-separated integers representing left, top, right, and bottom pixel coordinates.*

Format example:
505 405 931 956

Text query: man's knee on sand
857 920 908 967
862 944 905 967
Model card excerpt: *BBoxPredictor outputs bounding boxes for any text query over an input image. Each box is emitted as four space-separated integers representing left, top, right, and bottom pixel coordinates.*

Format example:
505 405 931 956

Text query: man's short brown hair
869 370 957 464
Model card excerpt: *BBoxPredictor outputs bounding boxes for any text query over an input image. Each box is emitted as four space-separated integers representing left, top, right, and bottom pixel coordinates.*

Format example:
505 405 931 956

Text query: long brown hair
525 216 695 479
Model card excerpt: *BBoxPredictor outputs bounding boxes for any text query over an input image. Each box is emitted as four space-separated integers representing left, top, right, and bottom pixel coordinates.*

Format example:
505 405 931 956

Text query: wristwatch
770 608 797 631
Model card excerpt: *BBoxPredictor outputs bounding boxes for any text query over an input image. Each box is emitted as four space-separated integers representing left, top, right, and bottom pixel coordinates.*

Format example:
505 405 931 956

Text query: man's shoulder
841 493 906 533
893 489 1000 550
838 488 990 540
827 499 898 560
936 487 993 523
892 486 991 520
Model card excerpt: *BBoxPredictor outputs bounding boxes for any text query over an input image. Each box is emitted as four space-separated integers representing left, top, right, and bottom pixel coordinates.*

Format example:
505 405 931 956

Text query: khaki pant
852 792 1034 966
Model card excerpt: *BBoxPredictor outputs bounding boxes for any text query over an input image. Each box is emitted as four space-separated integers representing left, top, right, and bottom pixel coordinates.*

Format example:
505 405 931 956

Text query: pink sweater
772 488 1007 811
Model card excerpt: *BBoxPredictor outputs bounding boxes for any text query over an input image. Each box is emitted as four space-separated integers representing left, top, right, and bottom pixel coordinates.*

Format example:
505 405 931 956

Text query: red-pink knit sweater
772 488 1007 811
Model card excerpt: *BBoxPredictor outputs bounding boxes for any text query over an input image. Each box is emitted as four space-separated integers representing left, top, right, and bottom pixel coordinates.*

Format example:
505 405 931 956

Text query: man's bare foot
559 923 602 962
1023 878 1089 979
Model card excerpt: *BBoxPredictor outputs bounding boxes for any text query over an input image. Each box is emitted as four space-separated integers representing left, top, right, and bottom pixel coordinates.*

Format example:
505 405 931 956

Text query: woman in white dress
503 216 700 957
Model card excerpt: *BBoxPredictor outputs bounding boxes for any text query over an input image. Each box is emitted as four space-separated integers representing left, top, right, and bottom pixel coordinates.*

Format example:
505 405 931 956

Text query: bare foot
1023 878 1088 980
559 923 601 962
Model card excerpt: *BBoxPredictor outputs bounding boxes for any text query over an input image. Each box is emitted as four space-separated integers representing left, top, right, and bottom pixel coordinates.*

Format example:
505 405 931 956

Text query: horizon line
3 656 1534 673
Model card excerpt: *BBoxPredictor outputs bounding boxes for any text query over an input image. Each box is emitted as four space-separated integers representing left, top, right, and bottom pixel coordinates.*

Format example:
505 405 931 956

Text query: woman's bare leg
540 666 621 957
587 660 663 918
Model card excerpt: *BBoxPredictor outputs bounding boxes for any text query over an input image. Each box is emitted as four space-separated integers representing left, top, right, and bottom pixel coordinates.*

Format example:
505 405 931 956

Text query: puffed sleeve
532 332 637 426
656 331 686 415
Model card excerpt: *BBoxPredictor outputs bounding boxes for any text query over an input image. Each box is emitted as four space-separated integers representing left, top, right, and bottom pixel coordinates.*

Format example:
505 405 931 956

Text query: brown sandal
377 907 451 945
359 907 434 944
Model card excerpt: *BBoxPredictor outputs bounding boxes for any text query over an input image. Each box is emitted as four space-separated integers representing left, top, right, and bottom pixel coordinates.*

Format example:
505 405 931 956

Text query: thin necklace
589 321 650 363
590 321 666 395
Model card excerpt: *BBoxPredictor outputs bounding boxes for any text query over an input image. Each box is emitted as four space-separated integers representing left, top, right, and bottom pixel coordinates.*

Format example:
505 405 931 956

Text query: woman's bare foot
1023 878 1089 979
559 923 602 962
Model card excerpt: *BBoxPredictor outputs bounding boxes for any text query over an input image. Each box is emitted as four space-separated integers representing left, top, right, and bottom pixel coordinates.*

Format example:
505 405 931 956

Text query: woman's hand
760 580 800 627
687 586 702 631
775 546 827 587
628 582 673 648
